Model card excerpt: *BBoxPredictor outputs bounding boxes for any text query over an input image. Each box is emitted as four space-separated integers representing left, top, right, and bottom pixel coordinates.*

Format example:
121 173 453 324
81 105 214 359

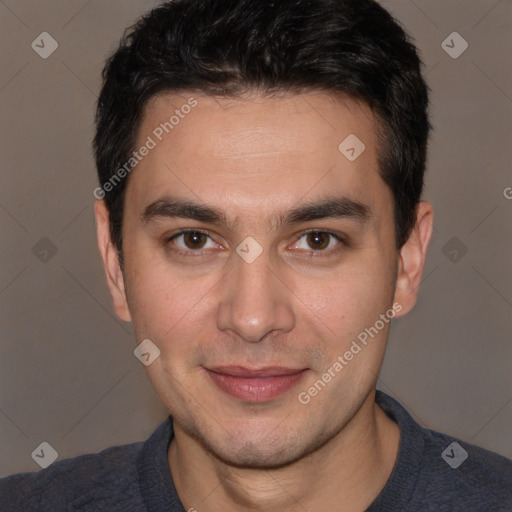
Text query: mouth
204 365 309 402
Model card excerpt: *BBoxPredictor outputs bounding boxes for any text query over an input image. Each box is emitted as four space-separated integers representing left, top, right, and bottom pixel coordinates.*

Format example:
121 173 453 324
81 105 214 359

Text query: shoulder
420 427 512 510
375 391 512 511
0 441 144 511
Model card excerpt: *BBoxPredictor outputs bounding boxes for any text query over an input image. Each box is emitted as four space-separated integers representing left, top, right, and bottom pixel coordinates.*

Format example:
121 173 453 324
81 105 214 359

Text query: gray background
0 0 510 477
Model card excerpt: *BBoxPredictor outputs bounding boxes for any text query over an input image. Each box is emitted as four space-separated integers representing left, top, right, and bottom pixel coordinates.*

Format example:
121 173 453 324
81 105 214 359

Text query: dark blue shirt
1 391 511 511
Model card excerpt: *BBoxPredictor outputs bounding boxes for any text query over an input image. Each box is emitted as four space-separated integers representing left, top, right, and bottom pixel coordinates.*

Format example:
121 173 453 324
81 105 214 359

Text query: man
1 0 511 510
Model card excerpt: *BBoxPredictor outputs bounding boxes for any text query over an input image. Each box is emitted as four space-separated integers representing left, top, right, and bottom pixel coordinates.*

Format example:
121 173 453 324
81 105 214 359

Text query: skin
95 91 433 511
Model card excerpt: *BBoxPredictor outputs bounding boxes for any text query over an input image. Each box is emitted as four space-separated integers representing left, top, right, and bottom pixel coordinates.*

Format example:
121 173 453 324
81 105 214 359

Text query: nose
216 244 295 343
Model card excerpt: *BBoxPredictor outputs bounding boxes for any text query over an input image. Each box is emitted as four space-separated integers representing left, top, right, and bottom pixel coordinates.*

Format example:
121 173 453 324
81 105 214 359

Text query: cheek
296 258 393 338
124 254 209 343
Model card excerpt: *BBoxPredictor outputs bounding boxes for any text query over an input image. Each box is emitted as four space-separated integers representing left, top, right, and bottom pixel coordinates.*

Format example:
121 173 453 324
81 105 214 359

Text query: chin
208 438 308 470
193 419 330 470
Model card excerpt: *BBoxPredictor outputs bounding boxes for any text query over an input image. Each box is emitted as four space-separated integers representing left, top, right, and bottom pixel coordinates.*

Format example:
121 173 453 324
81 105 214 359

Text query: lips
205 365 308 402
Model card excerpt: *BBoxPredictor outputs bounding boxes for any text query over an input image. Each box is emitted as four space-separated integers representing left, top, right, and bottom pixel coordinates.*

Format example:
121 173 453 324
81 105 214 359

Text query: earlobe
393 201 434 317
94 200 132 322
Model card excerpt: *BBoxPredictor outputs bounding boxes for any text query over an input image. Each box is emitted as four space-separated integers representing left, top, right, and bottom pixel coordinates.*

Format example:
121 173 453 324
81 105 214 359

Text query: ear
94 199 132 322
393 201 434 317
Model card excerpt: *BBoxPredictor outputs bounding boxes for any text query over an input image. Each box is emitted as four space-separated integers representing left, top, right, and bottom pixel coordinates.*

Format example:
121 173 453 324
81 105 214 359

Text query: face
96 91 422 468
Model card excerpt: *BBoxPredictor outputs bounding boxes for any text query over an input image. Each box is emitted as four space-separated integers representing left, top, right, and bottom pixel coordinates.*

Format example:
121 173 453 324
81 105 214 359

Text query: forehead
126 90 388 224
140 90 377 157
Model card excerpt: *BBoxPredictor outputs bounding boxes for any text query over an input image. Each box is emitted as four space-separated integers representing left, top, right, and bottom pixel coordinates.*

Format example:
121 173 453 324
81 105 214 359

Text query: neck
168 390 400 512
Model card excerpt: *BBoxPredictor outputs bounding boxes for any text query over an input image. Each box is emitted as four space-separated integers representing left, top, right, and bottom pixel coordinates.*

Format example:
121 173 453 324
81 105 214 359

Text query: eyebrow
140 195 371 229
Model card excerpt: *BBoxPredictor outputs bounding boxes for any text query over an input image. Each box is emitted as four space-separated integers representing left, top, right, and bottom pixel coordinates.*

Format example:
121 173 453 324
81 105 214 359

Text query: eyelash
164 228 347 258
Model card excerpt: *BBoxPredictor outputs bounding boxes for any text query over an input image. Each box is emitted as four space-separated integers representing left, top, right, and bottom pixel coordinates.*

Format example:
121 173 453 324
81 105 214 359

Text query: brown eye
182 231 208 249
306 232 330 250
292 230 345 254
168 230 217 253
